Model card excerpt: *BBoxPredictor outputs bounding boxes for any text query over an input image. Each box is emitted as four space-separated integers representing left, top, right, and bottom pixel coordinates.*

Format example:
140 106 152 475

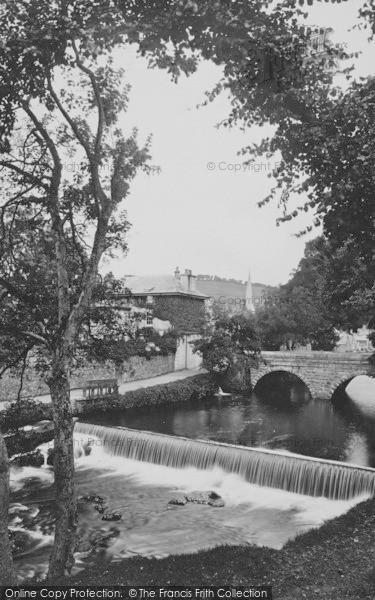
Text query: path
0 367 207 411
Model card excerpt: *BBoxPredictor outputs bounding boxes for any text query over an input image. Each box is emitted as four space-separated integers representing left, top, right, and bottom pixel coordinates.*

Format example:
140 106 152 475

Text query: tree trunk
0 430 17 584
47 356 77 582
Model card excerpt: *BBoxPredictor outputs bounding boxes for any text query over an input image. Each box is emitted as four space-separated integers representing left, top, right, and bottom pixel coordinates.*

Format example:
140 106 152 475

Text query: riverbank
0 367 209 411
57 495 375 599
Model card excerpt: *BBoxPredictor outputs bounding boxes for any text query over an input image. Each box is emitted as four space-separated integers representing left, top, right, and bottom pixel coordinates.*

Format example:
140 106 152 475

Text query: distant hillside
197 274 245 285
196 276 271 307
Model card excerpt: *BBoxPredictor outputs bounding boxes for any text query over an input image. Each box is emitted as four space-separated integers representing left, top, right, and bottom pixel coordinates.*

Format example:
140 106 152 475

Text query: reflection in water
11 375 375 581
84 378 375 468
346 375 375 419
346 432 369 466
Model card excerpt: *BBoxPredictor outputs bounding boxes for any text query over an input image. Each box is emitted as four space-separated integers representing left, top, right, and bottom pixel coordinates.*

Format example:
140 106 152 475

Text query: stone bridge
251 351 375 399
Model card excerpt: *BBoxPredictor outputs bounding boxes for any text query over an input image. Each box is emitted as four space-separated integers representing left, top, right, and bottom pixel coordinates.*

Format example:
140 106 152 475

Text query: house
112 268 208 380
334 326 373 353
121 267 207 334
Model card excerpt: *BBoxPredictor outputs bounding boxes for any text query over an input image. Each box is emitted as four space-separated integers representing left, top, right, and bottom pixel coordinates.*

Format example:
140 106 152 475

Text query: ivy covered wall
152 296 206 333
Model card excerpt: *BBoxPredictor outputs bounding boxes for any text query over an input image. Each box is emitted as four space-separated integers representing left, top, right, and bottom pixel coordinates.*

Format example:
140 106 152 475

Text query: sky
105 0 372 286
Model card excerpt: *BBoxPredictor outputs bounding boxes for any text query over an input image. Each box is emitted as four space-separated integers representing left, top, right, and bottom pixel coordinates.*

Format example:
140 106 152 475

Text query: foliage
78 373 216 414
194 309 260 374
256 236 342 350
86 327 179 364
197 275 245 284
153 296 206 334
194 0 374 331
5 428 54 458
0 0 158 580
0 398 52 433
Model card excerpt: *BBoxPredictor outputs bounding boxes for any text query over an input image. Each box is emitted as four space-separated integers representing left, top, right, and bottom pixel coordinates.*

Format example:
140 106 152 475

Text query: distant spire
245 267 255 312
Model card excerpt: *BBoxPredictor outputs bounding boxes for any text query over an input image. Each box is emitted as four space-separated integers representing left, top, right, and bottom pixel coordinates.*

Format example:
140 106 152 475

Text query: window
146 312 153 325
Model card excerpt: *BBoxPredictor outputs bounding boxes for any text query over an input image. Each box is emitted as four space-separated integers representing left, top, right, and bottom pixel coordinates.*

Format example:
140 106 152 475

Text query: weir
74 422 375 501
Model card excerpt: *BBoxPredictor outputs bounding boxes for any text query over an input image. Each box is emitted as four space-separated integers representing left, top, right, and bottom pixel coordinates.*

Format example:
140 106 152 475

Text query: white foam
74 431 366 528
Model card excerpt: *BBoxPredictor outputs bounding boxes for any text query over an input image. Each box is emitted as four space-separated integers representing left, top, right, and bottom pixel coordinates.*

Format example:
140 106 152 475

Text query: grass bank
57 496 375 599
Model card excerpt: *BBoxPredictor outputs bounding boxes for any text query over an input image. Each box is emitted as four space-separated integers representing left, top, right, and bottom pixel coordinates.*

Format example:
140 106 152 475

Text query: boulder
185 490 223 505
94 504 108 514
79 494 107 504
38 514 55 535
75 539 92 554
101 512 122 521
89 527 120 547
208 498 225 507
10 449 44 468
168 497 187 506
23 420 54 435
94 495 107 504
8 529 33 555
76 527 119 554
46 448 55 466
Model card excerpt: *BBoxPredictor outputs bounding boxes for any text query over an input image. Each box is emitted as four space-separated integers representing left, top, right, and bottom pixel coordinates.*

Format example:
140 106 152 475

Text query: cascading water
74 422 375 501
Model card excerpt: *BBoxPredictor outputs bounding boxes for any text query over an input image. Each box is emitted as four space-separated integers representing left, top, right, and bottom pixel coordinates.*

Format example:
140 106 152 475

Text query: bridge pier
251 351 374 399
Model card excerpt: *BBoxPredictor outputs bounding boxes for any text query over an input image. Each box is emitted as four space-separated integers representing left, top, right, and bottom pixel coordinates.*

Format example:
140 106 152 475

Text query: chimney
174 267 180 281
180 268 196 292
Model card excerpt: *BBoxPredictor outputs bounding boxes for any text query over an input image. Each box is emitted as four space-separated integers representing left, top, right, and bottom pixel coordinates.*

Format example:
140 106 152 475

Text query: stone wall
251 351 375 399
0 368 49 403
0 360 117 403
120 354 175 383
0 354 176 402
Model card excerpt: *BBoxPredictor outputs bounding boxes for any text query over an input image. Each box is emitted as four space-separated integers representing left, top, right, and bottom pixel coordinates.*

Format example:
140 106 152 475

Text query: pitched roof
123 275 207 299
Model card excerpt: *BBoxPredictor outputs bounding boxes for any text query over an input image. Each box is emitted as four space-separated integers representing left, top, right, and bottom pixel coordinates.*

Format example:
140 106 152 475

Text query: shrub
0 398 52 433
5 428 54 457
78 373 216 415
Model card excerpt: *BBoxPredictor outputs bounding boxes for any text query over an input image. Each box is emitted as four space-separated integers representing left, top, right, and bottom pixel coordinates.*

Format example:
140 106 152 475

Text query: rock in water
10 449 44 468
47 448 55 466
185 491 223 504
79 494 107 504
102 512 122 521
208 498 225 507
94 495 107 505
168 497 187 506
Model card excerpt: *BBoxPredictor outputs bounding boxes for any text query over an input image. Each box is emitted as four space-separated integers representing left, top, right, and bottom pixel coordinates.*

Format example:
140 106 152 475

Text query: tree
0 433 17 584
0 0 347 580
0 1 155 580
194 308 260 374
199 0 374 331
256 236 343 351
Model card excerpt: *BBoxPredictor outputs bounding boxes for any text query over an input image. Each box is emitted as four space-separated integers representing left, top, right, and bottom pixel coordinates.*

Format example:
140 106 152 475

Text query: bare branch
47 74 93 162
20 330 50 346
0 344 34 379
71 40 105 160
21 101 71 325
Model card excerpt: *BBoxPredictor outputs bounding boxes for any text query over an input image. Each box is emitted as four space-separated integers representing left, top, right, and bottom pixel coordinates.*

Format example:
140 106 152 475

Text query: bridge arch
250 351 375 399
327 373 371 400
252 369 312 396
331 376 357 403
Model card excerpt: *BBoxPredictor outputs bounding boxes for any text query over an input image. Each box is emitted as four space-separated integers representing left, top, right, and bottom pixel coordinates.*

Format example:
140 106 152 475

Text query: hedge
78 373 216 415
